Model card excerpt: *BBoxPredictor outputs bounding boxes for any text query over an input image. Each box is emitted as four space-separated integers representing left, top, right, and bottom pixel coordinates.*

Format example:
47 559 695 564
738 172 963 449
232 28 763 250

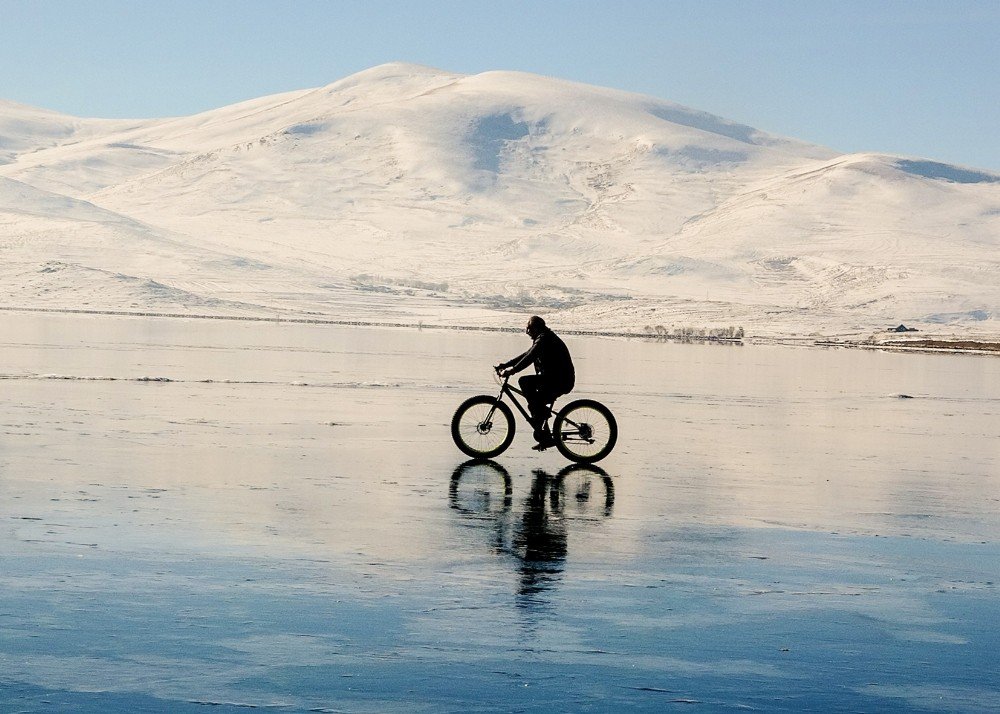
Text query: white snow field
2 63 998 339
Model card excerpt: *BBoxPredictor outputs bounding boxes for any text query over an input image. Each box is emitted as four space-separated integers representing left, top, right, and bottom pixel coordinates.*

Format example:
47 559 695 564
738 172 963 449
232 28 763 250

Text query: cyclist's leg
541 387 566 429
519 375 551 441
518 374 540 400
538 386 558 425
519 375 542 422
533 385 564 444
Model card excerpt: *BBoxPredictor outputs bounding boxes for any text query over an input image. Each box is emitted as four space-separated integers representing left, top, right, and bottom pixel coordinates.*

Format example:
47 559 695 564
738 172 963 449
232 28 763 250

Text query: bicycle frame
452 370 616 463
488 375 591 444
490 375 533 425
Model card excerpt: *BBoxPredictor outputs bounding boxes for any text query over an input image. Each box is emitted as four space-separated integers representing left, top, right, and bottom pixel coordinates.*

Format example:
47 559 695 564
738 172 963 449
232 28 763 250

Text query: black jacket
502 328 575 394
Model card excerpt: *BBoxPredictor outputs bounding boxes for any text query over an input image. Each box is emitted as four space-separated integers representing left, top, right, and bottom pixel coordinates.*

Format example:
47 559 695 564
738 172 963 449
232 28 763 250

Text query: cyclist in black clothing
496 316 575 450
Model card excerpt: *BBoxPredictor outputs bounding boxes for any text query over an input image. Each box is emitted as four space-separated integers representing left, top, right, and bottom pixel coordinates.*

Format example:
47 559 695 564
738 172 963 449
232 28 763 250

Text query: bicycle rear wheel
451 396 516 459
553 399 617 464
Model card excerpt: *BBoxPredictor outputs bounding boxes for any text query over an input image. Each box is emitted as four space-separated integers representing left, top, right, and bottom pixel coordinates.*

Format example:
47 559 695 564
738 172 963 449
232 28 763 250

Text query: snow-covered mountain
2 63 998 338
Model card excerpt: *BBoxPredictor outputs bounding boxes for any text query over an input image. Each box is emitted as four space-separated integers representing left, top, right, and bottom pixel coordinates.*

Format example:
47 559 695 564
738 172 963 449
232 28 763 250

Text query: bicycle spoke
554 401 617 463
452 397 515 458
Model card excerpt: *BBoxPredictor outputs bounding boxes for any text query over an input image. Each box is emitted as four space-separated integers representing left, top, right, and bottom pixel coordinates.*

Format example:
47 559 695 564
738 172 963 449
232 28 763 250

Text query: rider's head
526 315 546 338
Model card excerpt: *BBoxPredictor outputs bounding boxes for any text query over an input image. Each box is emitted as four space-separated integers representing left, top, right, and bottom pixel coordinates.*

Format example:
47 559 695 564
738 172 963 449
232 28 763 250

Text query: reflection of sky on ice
1 313 999 711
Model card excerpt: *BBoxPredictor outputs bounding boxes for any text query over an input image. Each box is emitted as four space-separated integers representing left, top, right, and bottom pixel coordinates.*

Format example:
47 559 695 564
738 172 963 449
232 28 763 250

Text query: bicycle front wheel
553 399 618 464
451 396 516 459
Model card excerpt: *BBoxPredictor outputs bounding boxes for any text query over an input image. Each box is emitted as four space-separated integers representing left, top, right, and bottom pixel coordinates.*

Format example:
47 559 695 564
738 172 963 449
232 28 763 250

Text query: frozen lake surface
2 313 999 712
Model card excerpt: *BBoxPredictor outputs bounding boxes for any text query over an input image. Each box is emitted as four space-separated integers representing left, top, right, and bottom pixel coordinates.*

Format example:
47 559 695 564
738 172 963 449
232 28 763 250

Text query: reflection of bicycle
551 464 615 519
451 372 618 463
449 459 514 516
448 459 615 594
449 460 615 519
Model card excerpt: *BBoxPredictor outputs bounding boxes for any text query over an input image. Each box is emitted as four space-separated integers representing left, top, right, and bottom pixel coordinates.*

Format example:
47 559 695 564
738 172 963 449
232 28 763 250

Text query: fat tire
553 398 618 464
451 396 516 459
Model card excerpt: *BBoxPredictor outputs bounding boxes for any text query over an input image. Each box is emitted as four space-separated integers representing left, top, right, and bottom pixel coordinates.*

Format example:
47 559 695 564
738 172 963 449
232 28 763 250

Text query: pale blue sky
3 0 998 170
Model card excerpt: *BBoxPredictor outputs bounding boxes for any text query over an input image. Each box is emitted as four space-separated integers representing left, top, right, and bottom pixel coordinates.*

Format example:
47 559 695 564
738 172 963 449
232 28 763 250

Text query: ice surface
1 313 998 711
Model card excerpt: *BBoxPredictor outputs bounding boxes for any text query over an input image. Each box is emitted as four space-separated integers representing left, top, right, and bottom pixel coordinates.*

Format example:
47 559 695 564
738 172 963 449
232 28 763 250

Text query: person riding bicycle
496 316 575 450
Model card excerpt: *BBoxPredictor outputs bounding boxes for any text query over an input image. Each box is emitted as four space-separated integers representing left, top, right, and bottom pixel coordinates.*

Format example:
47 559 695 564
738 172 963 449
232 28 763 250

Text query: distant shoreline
3 305 997 354
870 339 1000 355
815 338 1000 356
0 305 661 340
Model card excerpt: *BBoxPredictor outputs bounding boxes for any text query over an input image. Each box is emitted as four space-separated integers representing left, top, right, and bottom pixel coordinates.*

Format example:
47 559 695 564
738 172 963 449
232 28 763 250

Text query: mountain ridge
1 63 997 338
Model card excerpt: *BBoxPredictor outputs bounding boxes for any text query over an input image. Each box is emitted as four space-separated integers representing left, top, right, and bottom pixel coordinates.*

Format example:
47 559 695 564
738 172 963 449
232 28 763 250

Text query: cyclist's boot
531 423 556 451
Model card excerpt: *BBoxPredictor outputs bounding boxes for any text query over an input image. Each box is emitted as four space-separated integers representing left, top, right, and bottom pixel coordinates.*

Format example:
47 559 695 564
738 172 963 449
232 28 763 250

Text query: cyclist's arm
501 343 539 374
498 350 525 372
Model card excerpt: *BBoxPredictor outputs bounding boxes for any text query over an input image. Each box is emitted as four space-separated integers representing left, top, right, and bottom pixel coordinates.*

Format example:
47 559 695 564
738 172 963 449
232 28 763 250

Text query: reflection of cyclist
514 470 567 598
497 316 575 450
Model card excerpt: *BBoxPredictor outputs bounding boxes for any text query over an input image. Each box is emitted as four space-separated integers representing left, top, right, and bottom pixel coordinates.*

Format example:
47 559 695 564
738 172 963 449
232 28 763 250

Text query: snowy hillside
2 63 998 338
